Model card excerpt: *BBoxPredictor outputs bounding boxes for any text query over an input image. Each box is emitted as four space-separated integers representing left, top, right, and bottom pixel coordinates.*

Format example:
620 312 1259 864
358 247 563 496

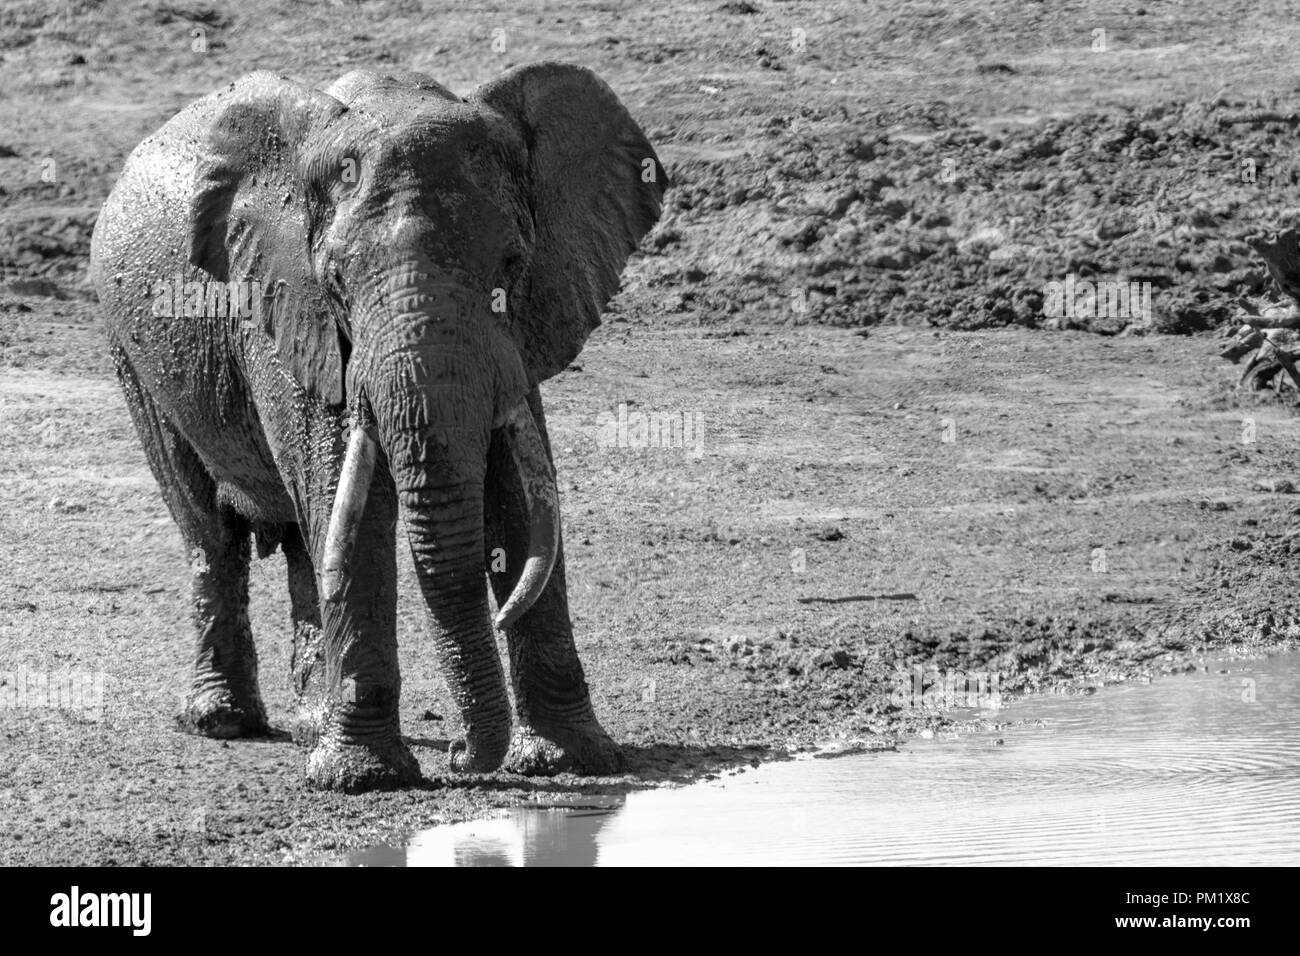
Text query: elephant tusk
320 409 379 603
494 400 560 630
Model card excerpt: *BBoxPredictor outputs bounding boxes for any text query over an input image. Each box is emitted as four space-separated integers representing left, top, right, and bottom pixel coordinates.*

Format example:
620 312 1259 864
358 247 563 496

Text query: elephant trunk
386 413 507 772
318 270 554 770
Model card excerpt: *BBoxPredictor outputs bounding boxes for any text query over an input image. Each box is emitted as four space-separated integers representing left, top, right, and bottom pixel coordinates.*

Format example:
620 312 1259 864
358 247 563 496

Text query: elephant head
186 65 666 768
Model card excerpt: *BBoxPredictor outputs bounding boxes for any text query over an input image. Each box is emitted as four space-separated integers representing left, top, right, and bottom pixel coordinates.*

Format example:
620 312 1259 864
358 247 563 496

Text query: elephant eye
309 153 360 201
332 155 362 195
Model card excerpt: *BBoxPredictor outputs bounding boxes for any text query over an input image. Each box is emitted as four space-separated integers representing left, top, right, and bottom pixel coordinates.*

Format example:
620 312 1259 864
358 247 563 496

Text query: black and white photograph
0 0 1289 908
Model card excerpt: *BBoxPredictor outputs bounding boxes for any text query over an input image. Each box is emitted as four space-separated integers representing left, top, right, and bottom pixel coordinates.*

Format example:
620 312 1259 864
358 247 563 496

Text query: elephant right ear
187 72 351 407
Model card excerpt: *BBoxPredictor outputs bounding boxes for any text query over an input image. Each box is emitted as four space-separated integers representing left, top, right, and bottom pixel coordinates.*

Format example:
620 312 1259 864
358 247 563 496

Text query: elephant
89 63 667 791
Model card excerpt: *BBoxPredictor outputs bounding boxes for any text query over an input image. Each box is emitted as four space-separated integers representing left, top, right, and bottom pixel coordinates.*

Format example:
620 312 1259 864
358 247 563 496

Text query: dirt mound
3 1 1298 336
1174 523 1300 644
655 97 1300 333
0 206 99 287
7 79 1300 337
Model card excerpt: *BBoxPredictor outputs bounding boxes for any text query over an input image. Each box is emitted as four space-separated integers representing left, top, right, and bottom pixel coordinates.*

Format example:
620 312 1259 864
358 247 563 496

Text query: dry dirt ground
4 1 1300 865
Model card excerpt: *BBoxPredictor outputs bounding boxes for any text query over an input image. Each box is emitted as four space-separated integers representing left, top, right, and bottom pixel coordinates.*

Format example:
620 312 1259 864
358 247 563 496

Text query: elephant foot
176 688 268 739
448 736 509 773
501 721 623 776
305 738 421 793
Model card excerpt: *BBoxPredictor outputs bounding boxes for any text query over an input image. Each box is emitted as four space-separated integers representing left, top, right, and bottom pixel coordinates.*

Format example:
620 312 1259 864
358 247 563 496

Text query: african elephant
89 64 667 791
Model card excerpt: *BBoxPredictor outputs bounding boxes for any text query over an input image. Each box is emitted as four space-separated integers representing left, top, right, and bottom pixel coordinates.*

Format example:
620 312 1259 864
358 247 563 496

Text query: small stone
725 635 754 656
827 188 862 218
813 649 854 670
4 277 65 299
1256 478 1297 494
846 138 878 162
651 227 682 250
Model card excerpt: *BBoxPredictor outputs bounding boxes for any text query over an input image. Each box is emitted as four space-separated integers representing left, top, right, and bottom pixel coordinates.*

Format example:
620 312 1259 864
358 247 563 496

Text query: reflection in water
351 654 1300 866
351 809 614 867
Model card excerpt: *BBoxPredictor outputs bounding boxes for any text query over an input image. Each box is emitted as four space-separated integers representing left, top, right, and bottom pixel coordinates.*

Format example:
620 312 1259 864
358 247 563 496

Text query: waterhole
349 653 1300 866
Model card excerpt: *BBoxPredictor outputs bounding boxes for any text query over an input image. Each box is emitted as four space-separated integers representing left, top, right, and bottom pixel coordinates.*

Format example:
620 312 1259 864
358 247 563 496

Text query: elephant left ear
187 73 350 407
470 63 668 383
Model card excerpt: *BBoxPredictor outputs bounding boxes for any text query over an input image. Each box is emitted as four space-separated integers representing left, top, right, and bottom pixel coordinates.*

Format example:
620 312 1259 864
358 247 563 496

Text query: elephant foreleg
113 348 268 738
298 433 420 791
485 389 622 775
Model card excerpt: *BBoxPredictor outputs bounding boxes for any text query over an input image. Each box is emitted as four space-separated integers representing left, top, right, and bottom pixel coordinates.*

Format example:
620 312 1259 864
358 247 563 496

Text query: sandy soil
3 1 1300 864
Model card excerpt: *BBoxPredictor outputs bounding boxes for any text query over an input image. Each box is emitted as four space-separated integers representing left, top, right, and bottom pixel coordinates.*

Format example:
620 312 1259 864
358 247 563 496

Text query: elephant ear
188 72 350 406
470 63 668 383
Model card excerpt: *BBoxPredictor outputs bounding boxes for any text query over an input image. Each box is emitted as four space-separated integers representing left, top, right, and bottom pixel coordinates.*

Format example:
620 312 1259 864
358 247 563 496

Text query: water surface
350 654 1300 866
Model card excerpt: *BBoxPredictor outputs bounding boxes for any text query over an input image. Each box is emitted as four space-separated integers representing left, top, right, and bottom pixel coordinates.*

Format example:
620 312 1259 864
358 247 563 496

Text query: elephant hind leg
112 348 268 738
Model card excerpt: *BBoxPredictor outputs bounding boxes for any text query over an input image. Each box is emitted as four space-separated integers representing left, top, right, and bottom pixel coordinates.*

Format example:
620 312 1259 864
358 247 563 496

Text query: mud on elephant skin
89 63 668 792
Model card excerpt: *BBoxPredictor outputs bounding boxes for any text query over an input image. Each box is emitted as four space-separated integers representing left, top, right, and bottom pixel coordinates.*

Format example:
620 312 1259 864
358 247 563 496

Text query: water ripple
352 653 1300 866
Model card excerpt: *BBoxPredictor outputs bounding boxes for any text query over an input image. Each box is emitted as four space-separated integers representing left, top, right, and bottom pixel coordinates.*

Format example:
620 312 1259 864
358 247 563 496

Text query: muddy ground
4 1 1300 865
